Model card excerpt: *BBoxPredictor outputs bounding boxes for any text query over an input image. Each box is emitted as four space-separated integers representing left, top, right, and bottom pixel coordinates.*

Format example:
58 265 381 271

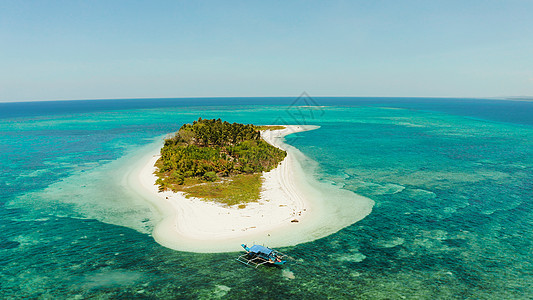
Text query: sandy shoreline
132 125 374 253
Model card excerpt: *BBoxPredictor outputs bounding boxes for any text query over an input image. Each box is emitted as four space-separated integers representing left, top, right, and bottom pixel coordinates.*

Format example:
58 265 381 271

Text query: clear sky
1 0 532 102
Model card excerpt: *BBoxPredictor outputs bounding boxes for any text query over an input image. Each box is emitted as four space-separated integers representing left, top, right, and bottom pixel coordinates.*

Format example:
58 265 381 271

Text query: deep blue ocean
1 97 532 299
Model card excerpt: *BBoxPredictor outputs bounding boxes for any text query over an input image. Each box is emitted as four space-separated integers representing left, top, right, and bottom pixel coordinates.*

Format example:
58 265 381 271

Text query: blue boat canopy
249 245 273 256
237 244 288 268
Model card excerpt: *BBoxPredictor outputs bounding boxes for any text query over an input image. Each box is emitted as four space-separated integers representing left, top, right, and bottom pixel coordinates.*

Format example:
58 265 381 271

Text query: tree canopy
155 118 286 192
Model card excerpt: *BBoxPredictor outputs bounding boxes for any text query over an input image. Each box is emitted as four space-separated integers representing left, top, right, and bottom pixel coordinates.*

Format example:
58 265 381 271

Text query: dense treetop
155 118 286 193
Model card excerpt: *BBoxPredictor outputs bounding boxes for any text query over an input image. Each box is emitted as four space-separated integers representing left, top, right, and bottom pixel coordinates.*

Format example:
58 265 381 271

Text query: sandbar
133 125 374 253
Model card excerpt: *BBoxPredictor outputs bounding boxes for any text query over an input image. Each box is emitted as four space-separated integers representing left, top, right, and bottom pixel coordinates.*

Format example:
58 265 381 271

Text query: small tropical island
134 119 374 253
155 118 287 206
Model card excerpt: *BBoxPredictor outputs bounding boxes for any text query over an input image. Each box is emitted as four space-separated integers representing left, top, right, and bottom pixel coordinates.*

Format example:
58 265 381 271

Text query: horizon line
2 95 533 104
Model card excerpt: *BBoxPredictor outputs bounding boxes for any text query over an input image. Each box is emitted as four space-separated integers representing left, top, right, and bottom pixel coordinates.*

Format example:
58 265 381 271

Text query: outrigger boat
236 244 288 268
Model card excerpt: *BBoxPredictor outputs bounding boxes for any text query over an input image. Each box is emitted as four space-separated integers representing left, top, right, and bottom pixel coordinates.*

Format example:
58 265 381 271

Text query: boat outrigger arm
236 244 288 268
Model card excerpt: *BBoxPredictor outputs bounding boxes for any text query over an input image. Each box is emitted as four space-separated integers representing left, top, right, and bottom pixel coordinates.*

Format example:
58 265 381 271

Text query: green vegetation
254 125 286 131
179 173 262 207
155 118 287 205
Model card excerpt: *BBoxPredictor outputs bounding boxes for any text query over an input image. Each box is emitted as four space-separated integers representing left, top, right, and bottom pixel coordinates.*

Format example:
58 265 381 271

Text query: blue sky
1 0 532 102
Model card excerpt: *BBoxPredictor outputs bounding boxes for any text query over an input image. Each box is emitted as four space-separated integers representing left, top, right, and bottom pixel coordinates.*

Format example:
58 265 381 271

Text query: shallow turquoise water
1 99 532 299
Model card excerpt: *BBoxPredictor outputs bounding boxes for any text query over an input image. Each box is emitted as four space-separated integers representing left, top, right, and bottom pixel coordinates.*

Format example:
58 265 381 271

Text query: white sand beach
132 125 374 253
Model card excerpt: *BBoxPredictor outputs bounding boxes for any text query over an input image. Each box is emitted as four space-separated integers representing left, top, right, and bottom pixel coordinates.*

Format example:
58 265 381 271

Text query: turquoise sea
1 97 532 299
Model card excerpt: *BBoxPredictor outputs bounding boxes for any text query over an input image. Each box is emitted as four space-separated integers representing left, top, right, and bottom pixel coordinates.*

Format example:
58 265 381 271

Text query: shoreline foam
131 125 374 253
